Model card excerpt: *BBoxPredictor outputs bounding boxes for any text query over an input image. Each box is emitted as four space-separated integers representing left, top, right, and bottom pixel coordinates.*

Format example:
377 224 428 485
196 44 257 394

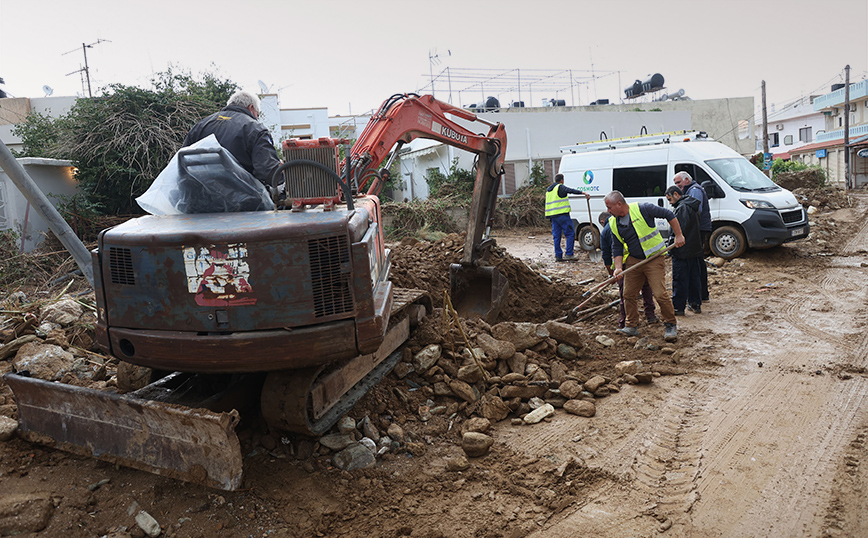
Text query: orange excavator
4 93 508 490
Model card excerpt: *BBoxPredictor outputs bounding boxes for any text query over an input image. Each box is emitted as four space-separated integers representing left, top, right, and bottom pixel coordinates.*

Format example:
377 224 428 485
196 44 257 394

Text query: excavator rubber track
260 287 430 436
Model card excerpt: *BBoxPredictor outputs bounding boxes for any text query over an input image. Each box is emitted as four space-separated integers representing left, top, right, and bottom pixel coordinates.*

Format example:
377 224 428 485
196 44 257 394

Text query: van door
612 147 668 233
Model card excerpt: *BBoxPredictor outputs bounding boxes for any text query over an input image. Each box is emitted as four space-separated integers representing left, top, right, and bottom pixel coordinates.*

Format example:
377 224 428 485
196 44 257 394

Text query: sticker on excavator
183 243 257 306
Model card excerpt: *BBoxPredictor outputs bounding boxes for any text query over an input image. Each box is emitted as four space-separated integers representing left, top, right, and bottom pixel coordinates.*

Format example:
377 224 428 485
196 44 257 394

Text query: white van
557 131 810 259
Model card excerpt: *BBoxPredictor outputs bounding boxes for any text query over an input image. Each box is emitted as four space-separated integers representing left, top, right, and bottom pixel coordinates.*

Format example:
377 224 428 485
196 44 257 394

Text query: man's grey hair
604 191 626 205
227 90 261 114
674 171 693 184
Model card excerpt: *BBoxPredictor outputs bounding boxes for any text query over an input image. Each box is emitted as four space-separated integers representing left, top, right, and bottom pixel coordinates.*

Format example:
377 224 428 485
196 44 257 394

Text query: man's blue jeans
550 214 575 258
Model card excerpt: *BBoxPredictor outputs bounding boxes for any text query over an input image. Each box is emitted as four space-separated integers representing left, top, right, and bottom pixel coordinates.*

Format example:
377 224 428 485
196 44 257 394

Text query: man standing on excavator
546 174 590 261
183 90 281 188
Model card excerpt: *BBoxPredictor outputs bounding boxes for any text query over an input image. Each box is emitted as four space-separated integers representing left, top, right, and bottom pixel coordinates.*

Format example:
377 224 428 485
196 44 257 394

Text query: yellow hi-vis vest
609 203 666 261
545 184 570 217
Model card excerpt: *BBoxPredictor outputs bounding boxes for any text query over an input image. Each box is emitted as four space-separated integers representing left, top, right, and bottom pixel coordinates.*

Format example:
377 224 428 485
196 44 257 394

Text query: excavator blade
4 373 243 491
449 264 509 324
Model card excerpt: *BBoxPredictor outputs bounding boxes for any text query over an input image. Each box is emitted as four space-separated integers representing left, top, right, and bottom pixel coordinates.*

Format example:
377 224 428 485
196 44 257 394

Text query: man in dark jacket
665 185 703 315
673 171 711 302
184 90 281 187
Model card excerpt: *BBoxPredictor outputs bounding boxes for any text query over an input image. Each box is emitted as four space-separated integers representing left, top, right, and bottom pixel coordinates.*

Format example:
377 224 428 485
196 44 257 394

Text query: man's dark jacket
183 105 280 186
671 195 703 259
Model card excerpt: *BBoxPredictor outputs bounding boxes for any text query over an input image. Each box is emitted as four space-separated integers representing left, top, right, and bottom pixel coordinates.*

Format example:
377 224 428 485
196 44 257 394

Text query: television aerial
42 85 54 97
257 80 270 94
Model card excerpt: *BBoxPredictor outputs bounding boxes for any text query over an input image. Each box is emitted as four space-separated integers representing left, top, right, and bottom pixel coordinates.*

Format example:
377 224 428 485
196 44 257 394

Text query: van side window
674 163 714 186
612 165 667 197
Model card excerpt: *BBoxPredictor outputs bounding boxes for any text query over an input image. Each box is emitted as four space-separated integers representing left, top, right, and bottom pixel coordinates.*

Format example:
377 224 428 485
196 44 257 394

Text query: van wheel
577 225 600 251
710 226 746 259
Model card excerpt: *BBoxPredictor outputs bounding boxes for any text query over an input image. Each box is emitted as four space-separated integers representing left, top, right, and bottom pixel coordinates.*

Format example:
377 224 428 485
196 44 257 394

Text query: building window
769 132 779 147
798 127 811 143
784 135 793 145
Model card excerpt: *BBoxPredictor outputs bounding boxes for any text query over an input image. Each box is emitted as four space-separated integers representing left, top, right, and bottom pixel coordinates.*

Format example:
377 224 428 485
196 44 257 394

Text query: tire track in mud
691 344 868 536
629 389 705 520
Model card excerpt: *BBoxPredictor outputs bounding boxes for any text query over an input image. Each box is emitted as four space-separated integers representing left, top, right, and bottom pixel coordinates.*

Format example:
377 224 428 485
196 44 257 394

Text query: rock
40 299 83 327
433 382 454 397
359 437 377 453
392 362 415 379
418 405 432 422
507 352 528 375
448 379 478 403
593 386 610 397
500 384 547 400
501 372 527 384
463 417 492 434
446 454 471 471
135 510 161 537
462 432 494 457
550 361 568 383
556 343 578 360
0 416 17 442
523 403 555 424
35 321 61 336
558 380 582 399
333 443 376 470
633 337 649 350
584 375 607 393
359 416 380 443
457 364 485 384
708 257 727 267
414 344 442 371
615 360 642 376
12 342 74 381
807 205 818 215
635 372 655 384
387 423 405 445
479 395 510 422
0 493 54 535
527 397 546 409
476 333 516 360
319 433 356 451
336 416 356 434
595 335 616 347
544 321 585 349
661 347 676 355
622 374 638 384
563 399 596 417
529 368 550 384
490 322 549 351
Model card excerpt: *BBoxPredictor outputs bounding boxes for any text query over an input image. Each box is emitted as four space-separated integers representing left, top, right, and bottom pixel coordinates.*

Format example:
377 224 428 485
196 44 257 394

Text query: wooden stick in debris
576 300 620 323
573 244 676 311
443 290 490 382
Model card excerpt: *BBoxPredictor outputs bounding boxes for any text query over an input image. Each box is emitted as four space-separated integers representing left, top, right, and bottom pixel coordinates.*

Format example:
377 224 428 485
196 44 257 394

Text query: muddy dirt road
1 193 867 538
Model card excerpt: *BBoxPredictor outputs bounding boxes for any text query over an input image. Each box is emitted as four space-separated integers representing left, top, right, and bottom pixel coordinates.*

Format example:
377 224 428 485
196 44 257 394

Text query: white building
754 96 826 159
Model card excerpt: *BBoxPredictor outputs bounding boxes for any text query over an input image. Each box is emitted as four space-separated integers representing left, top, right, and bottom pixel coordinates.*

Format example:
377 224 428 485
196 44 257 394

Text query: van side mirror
701 180 724 199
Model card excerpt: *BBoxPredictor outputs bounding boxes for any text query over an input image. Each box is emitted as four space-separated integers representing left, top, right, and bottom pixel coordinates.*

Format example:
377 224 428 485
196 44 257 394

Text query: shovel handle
578 243 676 301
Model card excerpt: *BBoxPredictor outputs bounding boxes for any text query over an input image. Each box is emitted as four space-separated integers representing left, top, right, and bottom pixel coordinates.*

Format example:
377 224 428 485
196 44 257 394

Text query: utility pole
64 39 109 98
761 80 770 176
844 65 851 190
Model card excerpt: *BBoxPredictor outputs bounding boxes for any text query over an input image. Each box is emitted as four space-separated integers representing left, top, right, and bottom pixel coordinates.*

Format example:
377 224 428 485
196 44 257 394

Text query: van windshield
705 158 781 192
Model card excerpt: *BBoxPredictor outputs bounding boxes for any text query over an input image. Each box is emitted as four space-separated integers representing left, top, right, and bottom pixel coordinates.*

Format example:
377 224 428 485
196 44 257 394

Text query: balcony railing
813 80 868 111
817 123 868 143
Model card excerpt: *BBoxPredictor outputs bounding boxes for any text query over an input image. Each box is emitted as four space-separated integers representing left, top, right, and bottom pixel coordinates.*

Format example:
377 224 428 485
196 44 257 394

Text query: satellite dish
42 85 54 97
257 80 269 94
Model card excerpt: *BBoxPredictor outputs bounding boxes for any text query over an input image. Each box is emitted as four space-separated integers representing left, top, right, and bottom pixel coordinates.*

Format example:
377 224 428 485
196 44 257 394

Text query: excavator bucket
4 373 244 490
449 264 509 323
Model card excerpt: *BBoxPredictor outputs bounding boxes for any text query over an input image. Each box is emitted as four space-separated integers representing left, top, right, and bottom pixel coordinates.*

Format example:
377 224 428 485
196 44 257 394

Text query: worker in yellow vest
545 174 590 261
605 190 685 342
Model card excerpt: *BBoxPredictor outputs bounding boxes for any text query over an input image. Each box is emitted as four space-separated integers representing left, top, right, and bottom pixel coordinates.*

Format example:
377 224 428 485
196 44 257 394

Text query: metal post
0 140 93 286
844 65 851 190
762 80 770 177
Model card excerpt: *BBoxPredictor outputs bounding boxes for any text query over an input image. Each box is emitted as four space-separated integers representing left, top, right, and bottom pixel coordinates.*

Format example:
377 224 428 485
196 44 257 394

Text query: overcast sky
1 0 866 118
